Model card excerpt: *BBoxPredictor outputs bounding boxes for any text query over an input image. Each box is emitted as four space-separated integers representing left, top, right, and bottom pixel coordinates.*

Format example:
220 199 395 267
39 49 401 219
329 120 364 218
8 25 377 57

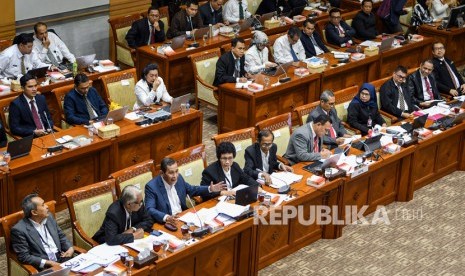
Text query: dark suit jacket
347 102 385 135
407 70 441 106
92 199 153 246
300 30 329 58
145 175 210 223
213 52 246 86
432 57 464 94
200 161 258 200
167 9 204 39
244 143 281 180
308 105 347 146
125 18 165 48
199 2 224 25
0 122 6 147
283 123 324 165
9 94 54 138
288 0 307 8
380 78 415 118
64 88 109 125
256 0 291 15
325 21 356 46
351 11 378 40
11 216 72 269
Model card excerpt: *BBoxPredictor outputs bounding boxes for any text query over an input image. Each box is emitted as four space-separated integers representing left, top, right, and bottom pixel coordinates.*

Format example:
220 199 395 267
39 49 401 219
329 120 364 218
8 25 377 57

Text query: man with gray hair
93 185 153 245
11 194 73 270
307 90 352 148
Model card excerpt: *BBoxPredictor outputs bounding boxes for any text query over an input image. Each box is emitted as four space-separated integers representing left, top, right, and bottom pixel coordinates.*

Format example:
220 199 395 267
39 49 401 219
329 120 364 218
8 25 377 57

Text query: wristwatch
131 227 137 232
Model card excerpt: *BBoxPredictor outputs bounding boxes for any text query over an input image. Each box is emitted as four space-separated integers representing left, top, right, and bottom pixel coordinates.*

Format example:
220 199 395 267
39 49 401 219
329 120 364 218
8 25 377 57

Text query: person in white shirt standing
273 26 305 64
32 22 76 66
245 31 277 74
223 0 251 24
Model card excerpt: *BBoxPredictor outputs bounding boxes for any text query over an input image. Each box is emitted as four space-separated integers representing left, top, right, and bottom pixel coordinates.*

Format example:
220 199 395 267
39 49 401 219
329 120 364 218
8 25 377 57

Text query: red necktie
30 99 44 130
313 136 319 153
424 76 434 100
329 126 336 138
150 25 156 44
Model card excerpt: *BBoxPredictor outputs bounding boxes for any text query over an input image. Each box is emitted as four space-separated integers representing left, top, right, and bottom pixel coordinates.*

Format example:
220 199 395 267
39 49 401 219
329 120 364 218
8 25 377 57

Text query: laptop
235 184 259 206
192 26 211 40
441 111 465 128
76 54 96 69
303 153 342 174
401 114 429 133
95 106 129 123
168 94 192 113
262 61 293 76
379 37 395 52
238 18 255 32
7 135 34 160
27 66 49 78
364 134 383 151
171 35 186 50
32 267 71 276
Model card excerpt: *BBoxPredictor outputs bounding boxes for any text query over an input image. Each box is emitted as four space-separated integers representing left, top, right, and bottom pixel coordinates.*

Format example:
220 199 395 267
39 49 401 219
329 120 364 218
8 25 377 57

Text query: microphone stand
186 195 208 237
252 15 265 31
277 63 291 83
188 16 199 48
43 111 64 154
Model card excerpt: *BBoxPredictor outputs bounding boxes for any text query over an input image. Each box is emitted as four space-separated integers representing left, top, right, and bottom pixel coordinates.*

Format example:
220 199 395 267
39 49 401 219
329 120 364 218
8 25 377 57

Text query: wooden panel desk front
218 69 320 133
419 24 465 66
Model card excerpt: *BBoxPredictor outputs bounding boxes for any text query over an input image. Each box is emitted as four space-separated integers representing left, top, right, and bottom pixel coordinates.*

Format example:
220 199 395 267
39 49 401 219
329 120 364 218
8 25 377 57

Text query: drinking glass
233 25 240 37
161 239 169 258
264 195 272 206
106 117 114 125
322 58 329 67
356 155 365 167
181 224 190 240
119 252 128 264
152 240 162 253
324 168 332 179
356 45 362 53
125 256 134 275
392 136 398 144
203 34 208 46
397 138 405 146
453 107 460 114
264 77 270 87
258 193 265 203
3 152 11 168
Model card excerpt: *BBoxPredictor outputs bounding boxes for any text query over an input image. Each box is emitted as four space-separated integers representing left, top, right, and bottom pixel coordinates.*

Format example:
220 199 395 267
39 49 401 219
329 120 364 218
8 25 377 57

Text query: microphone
43 111 64 153
186 195 209 238
277 63 291 83
252 15 264 31
188 16 199 48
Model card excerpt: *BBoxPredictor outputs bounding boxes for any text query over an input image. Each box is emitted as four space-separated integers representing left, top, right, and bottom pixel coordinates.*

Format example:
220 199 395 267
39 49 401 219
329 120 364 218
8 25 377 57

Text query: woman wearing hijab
244 31 277 74
347 83 386 135
411 0 434 29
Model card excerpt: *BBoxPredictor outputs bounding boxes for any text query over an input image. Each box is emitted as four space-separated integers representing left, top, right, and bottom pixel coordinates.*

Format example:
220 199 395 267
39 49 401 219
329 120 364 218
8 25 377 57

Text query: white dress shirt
273 35 306 64
0 44 49 79
430 0 450 20
33 32 76 65
29 218 58 268
223 0 251 23
162 177 182 221
245 45 270 74
133 78 173 110
223 168 233 190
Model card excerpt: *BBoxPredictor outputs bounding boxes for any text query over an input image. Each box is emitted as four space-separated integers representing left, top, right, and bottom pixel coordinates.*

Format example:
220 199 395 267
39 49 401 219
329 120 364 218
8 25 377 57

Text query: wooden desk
218 69 320 133
0 171 7 217
419 24 465 66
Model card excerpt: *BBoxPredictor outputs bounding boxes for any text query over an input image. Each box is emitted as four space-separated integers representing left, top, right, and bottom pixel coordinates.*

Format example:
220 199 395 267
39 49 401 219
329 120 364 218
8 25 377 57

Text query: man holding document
407 59 442 108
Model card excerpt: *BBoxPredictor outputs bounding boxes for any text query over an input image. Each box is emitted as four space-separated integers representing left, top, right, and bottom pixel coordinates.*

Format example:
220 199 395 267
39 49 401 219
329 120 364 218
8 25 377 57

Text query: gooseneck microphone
188 16 199 48
186 195 209 238
277 63 291 83
43 111 64 153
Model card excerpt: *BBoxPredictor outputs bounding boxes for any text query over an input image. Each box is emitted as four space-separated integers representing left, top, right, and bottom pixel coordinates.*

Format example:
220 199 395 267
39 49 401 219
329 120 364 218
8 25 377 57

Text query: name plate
351 165 369 178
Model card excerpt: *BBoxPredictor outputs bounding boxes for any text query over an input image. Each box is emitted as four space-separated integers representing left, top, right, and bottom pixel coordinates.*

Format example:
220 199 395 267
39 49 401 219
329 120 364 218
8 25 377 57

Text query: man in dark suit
380 65 415 119
125 6 166 48
300 19 329 58
307 90 352 148
9 73 54 138
244 129 293 185
167 0 204 39
93 185 153 245
201 141 258 200
407 59 441 108
199 0 226 26
351 0 381 40
145 157 227 224
284 114 332 165
431 42 465 96
213 37 249 86
256 0 291 15
11 194 73 270
64 73 108 125
325 8 356 47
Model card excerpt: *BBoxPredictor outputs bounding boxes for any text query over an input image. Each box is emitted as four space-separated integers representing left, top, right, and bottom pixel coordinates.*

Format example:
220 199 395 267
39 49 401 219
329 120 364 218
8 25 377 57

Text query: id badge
47 251 57 261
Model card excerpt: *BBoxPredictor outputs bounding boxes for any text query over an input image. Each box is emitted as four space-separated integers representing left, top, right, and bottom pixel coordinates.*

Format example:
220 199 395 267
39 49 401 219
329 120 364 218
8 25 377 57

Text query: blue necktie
290 43 298 62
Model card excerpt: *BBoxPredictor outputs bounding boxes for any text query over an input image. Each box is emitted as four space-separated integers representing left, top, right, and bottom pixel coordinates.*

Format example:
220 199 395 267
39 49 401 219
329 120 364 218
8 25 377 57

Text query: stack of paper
215 201 249 218
270 172 303 188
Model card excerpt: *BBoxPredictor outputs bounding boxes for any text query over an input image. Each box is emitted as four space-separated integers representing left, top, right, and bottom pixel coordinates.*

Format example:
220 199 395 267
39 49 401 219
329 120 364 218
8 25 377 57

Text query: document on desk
269 172 303 189
61 244 126 272
215 201 249 218
179 208 219 227
359 40 381 47
125 231 176 252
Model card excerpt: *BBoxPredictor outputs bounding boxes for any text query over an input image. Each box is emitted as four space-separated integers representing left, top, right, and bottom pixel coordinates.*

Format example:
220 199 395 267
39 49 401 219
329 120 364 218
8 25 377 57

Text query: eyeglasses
395 74 407 80
260 143 273 148
220 157 234 161
131 200 144 206
360 92 370 96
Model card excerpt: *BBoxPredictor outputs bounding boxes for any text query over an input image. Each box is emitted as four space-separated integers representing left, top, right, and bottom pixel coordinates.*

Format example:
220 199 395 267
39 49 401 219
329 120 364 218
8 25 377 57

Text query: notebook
235 184 259 206
7 135 34 160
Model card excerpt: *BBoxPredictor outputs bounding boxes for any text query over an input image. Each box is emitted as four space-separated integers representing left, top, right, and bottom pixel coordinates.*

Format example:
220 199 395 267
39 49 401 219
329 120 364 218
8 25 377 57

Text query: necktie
290 43 299 62
30 99 44 130
424 76 434 100
46 49 59 66
84 95 96 119
398 85 406 111
239 1 244 20
126 216 131 230
313 136 319 153
212 11 216 24
21 55 26 75
150 25 156 44
234 59 241 78
444 61 460 89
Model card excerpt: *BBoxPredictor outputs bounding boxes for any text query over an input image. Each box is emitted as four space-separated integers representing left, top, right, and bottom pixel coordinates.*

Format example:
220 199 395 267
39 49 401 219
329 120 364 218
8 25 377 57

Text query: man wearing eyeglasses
126 6 166 49
325 8 355 47
201 141 259 200
244 129 293 185
380 65 415 119
93 185 153 245
300 19 329 58
431 42 465 96
308 90 352 148
145 157 228 224
273 26 305 64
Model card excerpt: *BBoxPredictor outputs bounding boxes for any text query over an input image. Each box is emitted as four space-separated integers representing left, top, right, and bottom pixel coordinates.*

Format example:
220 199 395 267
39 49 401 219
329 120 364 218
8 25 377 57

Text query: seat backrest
159 6 170 35
51 83 75 129
1 201 57 276
108 13 142 47
255 113 292 157
0 38 13 51
109 159 156 198
212 127 256 168
166 144 207 186
99 68 137 111
268 33 283 63
294 101 320 126
333 85 359 123
247 0 260 15
0 95 19 135
62 180 117 250
189 49 222 86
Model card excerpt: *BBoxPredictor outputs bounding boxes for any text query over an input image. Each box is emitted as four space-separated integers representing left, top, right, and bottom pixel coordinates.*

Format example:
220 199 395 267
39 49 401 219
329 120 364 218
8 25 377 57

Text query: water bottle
72 61 78 77
367 115 372 128
209 24 213 38
88 126 94 141
185 101 190 113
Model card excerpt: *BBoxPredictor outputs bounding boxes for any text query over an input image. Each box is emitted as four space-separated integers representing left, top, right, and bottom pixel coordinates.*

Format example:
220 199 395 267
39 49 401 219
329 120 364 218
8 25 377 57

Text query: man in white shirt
223 0 251 24
0 33 50 79
33 22 76 66
273 26 306 64
145 157 228 224
11 194 74 270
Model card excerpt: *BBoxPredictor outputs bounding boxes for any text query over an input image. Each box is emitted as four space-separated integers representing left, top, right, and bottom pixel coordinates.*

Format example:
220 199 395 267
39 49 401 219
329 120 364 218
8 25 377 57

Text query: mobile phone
151 230 162 237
